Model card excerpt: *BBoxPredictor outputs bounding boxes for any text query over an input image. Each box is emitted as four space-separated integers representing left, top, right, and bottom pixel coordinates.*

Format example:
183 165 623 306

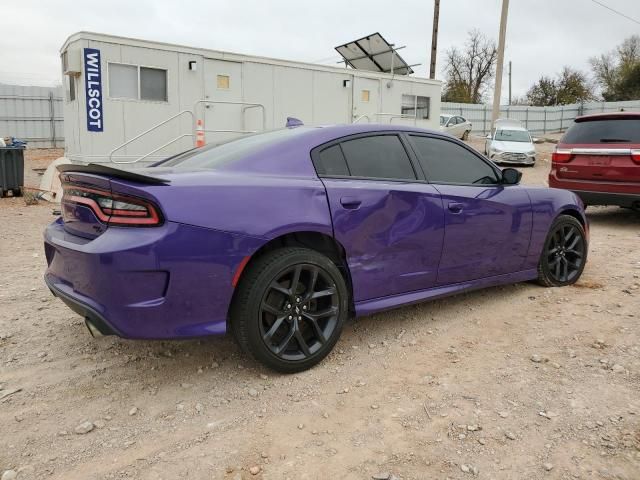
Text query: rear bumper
45 274 119 336
573 190 640 208
549 170 640 207
43 218 265 339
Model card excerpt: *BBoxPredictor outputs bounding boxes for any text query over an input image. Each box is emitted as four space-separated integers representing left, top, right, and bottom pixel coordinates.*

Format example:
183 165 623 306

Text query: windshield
440 115 450 126
494 129 531 143
562 118 640 143
157 127 313 169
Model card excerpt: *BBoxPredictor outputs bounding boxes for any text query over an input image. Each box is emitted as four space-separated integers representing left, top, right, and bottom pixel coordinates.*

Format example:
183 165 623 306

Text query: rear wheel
537 215 587 287
231 247 348 373
462 130 470 141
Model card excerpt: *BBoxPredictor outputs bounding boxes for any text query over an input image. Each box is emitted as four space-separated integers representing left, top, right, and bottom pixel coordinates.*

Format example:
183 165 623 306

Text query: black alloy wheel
232 247 348 373
259 263 339 361
537 215 587 287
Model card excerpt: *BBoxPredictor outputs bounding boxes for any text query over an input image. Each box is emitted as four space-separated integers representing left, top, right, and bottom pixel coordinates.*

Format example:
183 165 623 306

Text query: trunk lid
554 145 640 183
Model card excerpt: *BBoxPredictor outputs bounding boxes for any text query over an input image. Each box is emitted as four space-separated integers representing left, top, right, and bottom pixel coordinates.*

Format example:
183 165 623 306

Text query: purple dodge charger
44 124 588 372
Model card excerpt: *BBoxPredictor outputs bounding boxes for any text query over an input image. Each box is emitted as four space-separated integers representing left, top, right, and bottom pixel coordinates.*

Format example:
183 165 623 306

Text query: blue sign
84 48 103 132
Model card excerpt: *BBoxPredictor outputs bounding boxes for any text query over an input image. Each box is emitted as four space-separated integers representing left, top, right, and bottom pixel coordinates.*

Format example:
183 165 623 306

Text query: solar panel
335 33 414 75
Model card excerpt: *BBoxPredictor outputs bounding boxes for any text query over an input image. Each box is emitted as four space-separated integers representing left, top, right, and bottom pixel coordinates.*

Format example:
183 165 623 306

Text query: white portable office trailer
60 32 442 165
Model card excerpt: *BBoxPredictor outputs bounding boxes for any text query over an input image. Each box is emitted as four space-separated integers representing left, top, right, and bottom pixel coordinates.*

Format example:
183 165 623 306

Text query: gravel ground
1 142 639 480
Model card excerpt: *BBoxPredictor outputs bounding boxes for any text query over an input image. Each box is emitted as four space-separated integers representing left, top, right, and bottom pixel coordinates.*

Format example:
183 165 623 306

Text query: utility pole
429 0 440 79
491 0 509 126
508 61 512 105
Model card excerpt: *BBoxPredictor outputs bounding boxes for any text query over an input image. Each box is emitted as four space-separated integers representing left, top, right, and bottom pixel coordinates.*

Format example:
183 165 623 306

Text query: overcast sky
1 0 638 102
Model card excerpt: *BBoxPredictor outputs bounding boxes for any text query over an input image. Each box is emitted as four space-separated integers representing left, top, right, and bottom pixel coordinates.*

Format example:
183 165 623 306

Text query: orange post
195 119 205 147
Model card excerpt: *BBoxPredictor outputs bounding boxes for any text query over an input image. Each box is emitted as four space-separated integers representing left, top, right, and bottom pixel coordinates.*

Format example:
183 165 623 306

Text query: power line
589 0 640 25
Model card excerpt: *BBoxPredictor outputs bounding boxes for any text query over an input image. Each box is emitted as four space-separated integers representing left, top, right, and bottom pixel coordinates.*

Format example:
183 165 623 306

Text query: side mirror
501 167 522 185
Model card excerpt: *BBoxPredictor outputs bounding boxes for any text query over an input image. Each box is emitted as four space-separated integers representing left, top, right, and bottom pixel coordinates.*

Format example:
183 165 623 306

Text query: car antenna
286 117 304 127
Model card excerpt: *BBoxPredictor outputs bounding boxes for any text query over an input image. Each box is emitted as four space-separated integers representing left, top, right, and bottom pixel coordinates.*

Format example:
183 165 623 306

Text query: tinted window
314 145 349 176
159 127 314 169
410 136 499 185
340 135 416 180
562 118 640 143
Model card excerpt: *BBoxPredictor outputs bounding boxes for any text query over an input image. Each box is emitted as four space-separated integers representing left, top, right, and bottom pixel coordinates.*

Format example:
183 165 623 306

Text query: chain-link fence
441 100 640 136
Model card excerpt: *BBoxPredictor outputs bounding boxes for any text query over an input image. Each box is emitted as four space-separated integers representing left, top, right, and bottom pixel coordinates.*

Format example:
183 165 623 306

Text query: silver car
440 114 472 140
484 120 536 166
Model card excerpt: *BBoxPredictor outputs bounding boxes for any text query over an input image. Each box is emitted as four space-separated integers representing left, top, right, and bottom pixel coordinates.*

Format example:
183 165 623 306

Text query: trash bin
0 147 25 197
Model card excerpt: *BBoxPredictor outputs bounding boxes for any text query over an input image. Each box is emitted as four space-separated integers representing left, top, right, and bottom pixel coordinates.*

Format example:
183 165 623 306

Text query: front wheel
231 247 349 373
537 215 587 287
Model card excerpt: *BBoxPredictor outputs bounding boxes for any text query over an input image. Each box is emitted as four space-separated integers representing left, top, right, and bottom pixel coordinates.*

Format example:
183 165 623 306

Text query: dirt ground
1 140 639 480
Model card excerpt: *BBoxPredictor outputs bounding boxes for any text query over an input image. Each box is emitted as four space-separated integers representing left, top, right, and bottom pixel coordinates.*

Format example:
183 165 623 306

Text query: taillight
632 149 640 165
551 148 573 163
62 184 162 227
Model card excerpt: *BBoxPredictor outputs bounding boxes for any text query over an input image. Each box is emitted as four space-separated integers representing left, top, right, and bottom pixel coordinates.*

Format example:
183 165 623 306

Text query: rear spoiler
57 163 170 185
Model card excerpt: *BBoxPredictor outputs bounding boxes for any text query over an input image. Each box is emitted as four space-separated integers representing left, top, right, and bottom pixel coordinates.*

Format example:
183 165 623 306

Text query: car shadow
586 206 640 228
91 281 529 381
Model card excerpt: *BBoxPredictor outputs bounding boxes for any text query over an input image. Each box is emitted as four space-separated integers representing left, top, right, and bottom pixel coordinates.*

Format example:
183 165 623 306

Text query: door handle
340 197 362 210
448 202 464 213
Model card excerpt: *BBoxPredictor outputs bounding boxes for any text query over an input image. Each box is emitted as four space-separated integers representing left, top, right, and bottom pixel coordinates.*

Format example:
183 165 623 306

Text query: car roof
496 126 528 132
207 123 451 178
575 111 640 122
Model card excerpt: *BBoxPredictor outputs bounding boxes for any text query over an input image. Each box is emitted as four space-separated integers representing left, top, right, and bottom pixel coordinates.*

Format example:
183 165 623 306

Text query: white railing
107 100 267 165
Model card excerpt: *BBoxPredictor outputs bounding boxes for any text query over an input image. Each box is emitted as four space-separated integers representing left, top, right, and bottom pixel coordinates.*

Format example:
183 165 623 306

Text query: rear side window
410 135 499 185
340 135 416 180
562 118 640 143
314 145 349 176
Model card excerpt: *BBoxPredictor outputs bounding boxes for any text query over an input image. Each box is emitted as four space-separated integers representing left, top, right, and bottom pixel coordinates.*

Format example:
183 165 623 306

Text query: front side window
410 135 499 185
340 135 416 180
402 94 430 120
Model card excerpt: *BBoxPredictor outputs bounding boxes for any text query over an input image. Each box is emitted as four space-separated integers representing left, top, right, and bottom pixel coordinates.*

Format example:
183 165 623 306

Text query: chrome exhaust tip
85 318 104 337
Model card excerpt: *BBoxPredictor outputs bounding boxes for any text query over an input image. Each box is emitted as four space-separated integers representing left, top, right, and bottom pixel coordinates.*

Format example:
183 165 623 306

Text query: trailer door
352 77 380 123
202 59 243 143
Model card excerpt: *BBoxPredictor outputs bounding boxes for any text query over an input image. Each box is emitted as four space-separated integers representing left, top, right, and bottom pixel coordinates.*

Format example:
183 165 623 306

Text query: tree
555 67 595 104
441 30 497 103
526 76 558 106
526 67 594 106
590 35 640 100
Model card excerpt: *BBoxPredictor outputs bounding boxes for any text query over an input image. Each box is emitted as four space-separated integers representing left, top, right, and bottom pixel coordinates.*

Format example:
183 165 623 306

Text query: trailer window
66 75 76 102
401 95 430 120
109 63 138 99
141 67 167 101
217 75 230 89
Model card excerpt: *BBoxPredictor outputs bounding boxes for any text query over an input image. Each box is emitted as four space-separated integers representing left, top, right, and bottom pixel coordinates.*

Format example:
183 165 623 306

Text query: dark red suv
549 112 640 210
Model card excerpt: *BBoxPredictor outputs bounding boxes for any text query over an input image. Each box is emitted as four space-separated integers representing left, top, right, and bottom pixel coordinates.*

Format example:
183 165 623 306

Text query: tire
462 130 470 141
12 187 22 197
537 215 587 287
231 247 349 373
